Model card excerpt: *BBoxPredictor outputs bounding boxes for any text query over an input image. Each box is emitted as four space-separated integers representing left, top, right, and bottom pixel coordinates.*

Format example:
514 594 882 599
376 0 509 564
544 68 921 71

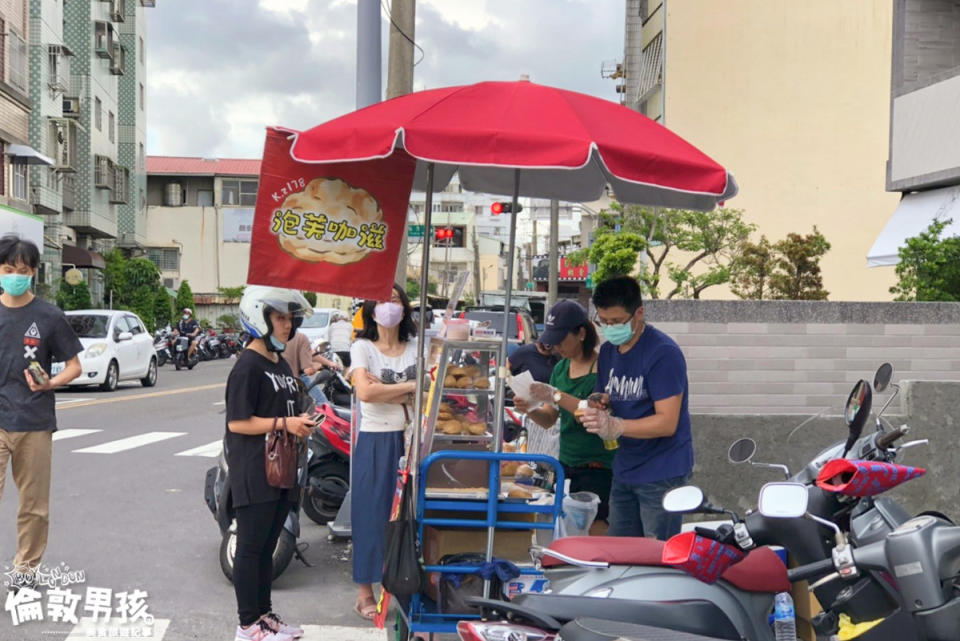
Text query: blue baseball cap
539 299 589 346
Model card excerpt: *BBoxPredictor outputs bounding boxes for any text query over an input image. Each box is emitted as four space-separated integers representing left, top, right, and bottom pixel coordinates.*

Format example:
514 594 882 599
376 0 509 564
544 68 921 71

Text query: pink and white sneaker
262 613 304 639
234 619 294 641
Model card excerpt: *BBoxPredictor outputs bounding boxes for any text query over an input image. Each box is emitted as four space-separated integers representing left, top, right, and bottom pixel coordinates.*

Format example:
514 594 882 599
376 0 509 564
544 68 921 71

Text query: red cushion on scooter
542 537 790 593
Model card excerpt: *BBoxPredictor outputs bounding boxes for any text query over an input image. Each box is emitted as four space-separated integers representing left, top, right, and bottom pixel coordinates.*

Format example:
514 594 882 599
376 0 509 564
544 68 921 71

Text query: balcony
94 155 114 189
64 208 117 239
110 0 125 22
95 22 115 59
48 119 78 173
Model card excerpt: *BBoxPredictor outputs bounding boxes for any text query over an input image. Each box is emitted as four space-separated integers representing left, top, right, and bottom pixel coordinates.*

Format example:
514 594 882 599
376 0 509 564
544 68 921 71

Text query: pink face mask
374 302 404 328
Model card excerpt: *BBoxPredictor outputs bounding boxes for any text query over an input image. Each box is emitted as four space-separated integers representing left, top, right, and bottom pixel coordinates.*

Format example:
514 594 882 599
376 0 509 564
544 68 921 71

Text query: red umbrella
288 80 737 210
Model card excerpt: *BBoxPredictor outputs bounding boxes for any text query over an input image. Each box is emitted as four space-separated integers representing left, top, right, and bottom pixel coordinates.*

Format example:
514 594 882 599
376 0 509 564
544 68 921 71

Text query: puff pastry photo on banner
247 127 417 300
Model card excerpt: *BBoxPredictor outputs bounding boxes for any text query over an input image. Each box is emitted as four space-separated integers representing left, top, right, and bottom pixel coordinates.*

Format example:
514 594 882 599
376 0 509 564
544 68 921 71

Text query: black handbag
381 483 423 595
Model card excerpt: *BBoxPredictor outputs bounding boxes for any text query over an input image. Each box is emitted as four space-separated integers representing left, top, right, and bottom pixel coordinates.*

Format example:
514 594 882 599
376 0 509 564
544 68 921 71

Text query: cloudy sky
145 0 626 159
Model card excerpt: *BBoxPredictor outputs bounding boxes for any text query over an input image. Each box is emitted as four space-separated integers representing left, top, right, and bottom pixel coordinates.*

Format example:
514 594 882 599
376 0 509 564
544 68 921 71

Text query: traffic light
434 227 455 242
491 202 523 215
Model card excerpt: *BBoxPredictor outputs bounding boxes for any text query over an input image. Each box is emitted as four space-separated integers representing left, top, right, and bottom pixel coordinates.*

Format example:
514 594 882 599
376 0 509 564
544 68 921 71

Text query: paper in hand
508 370 535 400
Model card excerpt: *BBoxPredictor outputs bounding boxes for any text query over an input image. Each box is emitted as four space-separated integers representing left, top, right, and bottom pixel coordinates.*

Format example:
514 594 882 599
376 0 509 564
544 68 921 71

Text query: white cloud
146 0 625 158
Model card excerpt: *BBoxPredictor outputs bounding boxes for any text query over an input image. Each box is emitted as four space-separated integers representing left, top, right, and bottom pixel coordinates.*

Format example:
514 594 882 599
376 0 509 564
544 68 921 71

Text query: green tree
56 281 93 311
175 280 196 315
154 288 173 329
729 236 775 300
768 227 831 300
102 248 129 308
890 219 960 301
303 291 317 307
217 286 245 300
567 203 754 298
406 276 438 301
217 313 241 330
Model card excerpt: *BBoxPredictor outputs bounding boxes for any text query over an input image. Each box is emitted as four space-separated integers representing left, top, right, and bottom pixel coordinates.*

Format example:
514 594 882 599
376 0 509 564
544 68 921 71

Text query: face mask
268 334 287 352
0 274 32 297
601 321 635 346
374 302 404 328
182 314 190 321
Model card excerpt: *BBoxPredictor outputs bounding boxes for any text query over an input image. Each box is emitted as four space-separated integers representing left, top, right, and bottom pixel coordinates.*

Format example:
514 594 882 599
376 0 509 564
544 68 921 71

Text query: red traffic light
491 202 522 215
434 227 455 240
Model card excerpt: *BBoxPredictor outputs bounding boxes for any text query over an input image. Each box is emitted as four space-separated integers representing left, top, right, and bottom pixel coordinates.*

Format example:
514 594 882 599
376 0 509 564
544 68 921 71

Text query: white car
52 310 158 391
298 307 338 344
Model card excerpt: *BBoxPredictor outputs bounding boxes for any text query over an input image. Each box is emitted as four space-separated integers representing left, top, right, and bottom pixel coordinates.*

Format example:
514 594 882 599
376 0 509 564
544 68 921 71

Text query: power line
380 0 424 67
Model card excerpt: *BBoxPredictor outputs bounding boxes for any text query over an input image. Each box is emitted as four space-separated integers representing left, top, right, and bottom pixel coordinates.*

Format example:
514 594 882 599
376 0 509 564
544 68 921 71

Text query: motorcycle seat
510 594 741 640
558 617 735 641
542 536 790 594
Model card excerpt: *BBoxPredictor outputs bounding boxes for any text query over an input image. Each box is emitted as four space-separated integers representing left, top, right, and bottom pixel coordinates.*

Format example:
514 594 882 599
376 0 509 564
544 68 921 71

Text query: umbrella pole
410 162 435 512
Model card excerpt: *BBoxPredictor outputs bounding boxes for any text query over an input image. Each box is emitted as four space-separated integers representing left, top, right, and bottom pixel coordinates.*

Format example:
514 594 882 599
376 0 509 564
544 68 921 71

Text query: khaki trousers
0 428 52 571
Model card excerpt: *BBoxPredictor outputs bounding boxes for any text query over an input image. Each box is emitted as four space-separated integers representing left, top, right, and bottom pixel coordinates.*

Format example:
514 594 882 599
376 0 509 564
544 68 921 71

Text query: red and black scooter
302 369 352 526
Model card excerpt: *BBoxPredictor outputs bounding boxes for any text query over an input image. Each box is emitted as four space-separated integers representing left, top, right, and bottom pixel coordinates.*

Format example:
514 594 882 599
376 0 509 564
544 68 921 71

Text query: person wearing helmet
225 286 315 641
174 308 201 360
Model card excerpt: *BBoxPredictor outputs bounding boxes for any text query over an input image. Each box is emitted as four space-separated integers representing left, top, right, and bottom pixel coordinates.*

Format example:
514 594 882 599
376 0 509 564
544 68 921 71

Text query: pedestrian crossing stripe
64 618 170 640
25 322 41 338
62 621 385 640
52 429 103 441
174 440 222 458
73 432 186 454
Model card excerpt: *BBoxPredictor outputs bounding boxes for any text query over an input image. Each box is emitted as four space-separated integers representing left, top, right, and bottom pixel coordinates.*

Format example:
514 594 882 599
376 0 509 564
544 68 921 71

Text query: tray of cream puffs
441 364 493 392
433 397 491 439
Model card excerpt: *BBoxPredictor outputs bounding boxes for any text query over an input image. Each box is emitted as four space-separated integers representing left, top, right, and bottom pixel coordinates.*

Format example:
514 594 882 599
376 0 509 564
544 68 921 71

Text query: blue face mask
0 273 32 297
601 319 636 346
268 334 287 353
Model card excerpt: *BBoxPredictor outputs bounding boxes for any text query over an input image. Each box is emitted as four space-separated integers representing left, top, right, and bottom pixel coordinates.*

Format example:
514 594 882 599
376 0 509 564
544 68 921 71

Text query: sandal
353 596 378 621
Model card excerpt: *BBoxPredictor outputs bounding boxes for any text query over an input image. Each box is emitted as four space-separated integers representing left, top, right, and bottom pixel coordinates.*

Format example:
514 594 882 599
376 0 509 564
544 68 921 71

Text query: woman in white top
349 284 419 621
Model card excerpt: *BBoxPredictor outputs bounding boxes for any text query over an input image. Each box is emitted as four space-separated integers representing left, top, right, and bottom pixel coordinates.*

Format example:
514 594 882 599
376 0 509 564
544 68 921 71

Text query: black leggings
234 499 288 626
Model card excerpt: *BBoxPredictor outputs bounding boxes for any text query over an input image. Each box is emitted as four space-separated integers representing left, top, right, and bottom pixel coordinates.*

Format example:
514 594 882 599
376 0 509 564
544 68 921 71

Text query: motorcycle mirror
662 486 706 513
727 438 757 465
758 482 809 519
873 363 893 393
843 380 872 456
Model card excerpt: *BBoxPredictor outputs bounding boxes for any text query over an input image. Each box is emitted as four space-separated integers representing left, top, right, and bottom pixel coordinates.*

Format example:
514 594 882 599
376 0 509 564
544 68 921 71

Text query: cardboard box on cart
422 508 535 603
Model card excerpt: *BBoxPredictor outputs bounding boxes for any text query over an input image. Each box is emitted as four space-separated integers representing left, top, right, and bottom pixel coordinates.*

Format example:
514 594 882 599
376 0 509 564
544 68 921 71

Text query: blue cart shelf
396 450 565 639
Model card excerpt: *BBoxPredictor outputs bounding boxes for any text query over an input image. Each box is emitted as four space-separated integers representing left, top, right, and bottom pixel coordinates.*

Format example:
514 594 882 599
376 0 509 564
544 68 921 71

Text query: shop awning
867 185 960 267
62 245 106 270
4 144 54 166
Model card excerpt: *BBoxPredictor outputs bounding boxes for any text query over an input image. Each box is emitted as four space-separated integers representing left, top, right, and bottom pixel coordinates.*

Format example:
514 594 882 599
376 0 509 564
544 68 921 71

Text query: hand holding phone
27 361 48 386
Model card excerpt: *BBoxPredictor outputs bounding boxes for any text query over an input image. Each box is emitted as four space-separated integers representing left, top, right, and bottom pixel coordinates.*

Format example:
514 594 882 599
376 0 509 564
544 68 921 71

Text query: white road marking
73 432 187 454
52 428 103 442
64 617 170 639
56 397 94 406
174 440 222 458
300 624 386 640
212 400 225 406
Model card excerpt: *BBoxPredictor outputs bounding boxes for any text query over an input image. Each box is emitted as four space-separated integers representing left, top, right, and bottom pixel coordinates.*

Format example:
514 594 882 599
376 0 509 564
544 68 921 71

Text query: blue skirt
351 430 405 584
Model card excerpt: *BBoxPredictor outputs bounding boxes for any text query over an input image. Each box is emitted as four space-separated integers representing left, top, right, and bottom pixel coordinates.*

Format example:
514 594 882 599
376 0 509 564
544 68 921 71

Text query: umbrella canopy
288 80 737 211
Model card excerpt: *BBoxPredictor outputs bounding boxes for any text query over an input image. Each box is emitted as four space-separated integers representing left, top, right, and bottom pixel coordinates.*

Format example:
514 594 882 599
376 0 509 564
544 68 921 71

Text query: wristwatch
553 390 563 406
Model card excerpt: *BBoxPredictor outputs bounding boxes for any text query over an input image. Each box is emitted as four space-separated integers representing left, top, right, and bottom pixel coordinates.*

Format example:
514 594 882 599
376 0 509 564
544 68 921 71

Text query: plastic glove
528 382 557 406
582 407 625 441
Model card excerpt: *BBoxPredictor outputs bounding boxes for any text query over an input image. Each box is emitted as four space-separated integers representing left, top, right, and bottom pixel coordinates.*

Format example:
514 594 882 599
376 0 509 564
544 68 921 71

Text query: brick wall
643 300 960 415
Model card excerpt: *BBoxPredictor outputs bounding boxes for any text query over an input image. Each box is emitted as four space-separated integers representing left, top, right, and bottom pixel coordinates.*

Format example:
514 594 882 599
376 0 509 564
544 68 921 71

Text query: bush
217 313 241 330
56 281 93 311
175 280 195 314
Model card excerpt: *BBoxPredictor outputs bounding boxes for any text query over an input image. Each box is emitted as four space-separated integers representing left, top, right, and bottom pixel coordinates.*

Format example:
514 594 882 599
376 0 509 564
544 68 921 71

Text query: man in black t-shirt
175 307 201 359
507 340 559 383
0 235 83 585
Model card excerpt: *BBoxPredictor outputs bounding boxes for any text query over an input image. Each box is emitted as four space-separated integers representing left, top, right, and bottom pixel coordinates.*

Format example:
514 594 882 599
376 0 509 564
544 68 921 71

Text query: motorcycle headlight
85 343 108 358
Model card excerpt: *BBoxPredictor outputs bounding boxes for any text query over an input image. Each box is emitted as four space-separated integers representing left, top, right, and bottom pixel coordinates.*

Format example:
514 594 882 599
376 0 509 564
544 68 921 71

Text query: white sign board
222 208 255 243
0 205 43 249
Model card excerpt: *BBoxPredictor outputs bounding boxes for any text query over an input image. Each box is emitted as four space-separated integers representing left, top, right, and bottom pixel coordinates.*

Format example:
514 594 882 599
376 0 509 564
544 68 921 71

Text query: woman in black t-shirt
225 286 315 641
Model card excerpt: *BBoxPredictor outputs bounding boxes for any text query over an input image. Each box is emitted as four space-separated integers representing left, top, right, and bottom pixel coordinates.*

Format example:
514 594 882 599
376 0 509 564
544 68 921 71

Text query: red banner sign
247 127 416 300
559 257 589 281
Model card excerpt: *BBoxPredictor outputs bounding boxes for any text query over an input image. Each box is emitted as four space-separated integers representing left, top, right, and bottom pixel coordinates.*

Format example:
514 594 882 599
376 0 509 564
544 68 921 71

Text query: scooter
300 369 352 526
173 335 199 370
153 329 172 367
461 364 924 641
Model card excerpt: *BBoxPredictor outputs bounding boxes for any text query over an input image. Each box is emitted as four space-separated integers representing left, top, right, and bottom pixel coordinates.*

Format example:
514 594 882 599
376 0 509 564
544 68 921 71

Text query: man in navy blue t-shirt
581 276 692 540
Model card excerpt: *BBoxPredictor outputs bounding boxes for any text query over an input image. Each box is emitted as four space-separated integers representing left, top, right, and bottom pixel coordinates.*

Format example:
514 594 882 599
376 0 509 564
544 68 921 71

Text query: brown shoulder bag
265 417 299 489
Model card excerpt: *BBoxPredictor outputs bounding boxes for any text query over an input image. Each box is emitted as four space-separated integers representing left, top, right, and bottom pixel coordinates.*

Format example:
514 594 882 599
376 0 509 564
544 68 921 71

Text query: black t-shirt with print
224 349 301 507
0 298 83 432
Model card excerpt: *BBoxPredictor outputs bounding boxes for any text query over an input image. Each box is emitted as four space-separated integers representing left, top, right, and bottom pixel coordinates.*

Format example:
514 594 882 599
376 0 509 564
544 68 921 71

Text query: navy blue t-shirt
594 324 693 485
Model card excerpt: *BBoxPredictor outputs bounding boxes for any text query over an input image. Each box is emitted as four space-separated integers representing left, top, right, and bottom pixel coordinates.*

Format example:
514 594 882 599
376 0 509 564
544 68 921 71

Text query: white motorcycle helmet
239 286 313 352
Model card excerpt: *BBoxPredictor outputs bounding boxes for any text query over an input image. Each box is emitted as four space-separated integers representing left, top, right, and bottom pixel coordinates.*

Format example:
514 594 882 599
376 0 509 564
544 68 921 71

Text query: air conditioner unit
163 278 175 289
63 98 80 117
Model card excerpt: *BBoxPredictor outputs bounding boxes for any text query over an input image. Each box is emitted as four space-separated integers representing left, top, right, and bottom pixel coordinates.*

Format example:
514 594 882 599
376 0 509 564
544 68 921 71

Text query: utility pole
472 226 482 303
356 0 381 109
388 0 416 286
548 199 559 307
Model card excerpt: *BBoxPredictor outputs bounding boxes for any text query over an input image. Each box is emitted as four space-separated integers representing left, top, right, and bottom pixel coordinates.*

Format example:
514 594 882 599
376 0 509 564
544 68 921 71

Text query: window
124 315 144 335
0 20 5 88
474 205 485 216
139 36 144 64
221 179 258 206
108 111 115 143
0 143 5 195
147 248 179 271
48 49 58 87
198 190 213 206
12 160 27 200
138 83 144 110
95 97 102 130
8 31 26 91
138 143 144 170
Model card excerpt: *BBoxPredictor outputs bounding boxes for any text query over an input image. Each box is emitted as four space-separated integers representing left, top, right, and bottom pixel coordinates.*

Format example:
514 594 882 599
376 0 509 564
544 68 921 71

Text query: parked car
297 307 338 344
52 310 158 391
458 307 539 356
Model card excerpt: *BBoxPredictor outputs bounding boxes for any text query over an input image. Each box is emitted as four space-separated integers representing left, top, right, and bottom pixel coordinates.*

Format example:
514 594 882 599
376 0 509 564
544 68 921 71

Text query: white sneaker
234 620 294 641
262 613 304 639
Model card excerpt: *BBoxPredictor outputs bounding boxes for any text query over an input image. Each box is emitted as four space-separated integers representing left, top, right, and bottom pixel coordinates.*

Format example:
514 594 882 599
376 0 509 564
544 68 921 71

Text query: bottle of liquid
584 394 618 450
773 591 797 641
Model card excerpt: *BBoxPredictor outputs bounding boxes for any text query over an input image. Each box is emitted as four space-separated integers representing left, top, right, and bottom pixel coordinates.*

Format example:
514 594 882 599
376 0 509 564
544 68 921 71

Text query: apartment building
620 0 900 300
868 0 960 266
